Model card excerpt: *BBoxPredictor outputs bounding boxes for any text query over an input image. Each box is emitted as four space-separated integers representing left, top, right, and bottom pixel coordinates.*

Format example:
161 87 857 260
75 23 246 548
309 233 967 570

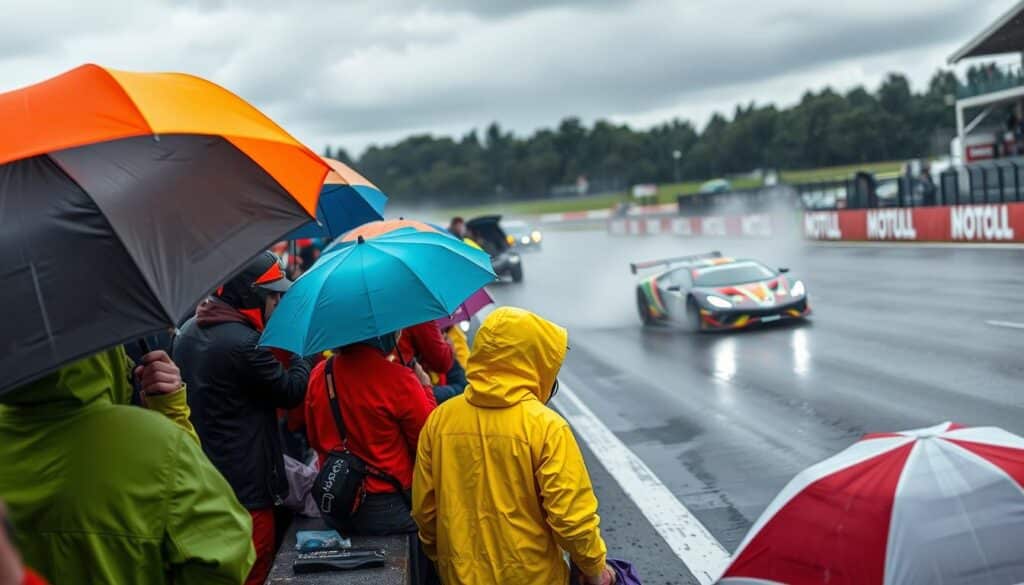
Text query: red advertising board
803 203 1024 242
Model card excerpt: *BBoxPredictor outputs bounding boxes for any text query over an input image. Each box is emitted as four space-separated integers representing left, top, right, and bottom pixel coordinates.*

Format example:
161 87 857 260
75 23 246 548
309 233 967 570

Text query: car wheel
511 263 523 283
636 288 654 326
685 296 702 332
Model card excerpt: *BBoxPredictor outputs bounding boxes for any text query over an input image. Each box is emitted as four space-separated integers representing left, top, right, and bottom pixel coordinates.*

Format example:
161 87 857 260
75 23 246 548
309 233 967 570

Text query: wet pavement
489 229 1024 579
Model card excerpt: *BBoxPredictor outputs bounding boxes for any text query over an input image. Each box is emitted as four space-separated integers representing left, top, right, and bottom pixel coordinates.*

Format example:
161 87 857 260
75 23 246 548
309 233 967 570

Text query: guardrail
797 159 1024 210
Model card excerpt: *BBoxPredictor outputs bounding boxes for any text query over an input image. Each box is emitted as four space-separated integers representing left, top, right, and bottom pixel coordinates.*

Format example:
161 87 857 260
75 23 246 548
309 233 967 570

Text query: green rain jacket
0 347 255 585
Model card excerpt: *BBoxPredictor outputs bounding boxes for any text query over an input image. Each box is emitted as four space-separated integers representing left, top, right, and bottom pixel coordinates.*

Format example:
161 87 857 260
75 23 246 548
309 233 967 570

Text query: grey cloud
271 0 1001 143
0 0 1008 154
414 0 621 18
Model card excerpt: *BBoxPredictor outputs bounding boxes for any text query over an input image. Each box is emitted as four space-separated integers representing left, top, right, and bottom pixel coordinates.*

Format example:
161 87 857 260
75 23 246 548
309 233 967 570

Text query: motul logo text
950 205 1015 241
803 212 841 239
867 209 917 240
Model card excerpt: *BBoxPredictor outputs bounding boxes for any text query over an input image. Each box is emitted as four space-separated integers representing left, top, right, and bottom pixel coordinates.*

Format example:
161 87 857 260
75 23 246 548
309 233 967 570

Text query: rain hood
464 306 568 408
0 346 132 410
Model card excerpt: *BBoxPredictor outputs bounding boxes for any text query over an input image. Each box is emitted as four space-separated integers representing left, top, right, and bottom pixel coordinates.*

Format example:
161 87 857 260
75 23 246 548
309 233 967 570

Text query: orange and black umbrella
0 64 329 393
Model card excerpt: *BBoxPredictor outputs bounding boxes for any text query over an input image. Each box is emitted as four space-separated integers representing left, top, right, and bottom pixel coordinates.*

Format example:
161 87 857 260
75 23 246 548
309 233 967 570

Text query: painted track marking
986 320 1024 330
554 382 730 585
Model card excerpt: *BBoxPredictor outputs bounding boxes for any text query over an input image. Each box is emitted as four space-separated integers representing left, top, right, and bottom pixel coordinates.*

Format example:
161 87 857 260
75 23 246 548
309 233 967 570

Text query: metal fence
796 159 1024 210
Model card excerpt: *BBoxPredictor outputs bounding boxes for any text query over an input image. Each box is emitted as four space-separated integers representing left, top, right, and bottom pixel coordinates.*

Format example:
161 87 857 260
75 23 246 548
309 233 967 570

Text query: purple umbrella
435 287 494 329
571 559 643 585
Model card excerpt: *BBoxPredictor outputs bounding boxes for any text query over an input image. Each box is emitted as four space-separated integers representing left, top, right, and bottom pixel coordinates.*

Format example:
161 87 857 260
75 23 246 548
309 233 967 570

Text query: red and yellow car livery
632 251 810 331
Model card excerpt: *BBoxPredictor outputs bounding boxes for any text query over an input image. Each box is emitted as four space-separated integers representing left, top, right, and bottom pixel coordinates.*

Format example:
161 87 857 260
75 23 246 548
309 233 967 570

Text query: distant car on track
501 219 543 252
632 251 810 331
467 215 524 283
698 178 731 194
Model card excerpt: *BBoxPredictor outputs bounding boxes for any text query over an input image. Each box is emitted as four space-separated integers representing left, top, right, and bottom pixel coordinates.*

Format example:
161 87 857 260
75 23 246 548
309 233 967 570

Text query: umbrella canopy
286 157 387 240
435 287 495 329
0 64 328 394
719 422 1024 585
340 218 450 242
260 230 495 356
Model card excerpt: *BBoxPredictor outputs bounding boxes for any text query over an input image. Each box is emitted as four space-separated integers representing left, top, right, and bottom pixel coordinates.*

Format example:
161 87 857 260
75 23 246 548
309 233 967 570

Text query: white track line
986 320 1024 330
554 382 730 584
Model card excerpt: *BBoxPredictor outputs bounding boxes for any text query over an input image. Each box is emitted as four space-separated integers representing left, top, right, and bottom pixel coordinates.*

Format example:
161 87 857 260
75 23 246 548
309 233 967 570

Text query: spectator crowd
0 227 617 585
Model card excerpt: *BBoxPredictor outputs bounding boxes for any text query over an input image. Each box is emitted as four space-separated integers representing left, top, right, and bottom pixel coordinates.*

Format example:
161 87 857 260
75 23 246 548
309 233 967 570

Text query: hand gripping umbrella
0 64 328 394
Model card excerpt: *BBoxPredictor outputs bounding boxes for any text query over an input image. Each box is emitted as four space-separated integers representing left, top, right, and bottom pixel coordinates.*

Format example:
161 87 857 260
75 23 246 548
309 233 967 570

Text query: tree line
324 65 1008 205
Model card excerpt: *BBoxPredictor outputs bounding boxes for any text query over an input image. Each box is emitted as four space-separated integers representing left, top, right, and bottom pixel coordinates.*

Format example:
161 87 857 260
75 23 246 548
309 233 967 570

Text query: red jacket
397 321 454 374
305 345 436 493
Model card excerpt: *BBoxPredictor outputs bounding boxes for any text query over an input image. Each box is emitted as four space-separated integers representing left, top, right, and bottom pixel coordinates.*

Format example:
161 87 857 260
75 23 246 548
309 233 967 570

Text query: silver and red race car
632 251 811 331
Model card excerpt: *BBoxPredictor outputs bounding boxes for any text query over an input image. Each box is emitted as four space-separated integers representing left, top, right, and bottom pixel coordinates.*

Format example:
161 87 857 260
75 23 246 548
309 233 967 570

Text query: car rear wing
629 251 722 274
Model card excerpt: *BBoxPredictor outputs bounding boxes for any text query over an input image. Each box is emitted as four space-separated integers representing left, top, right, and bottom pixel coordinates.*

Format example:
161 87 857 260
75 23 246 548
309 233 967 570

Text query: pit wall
803 203 1024 242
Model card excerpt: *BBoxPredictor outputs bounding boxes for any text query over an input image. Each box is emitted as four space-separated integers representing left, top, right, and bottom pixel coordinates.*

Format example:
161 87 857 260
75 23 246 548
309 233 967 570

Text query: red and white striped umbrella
718 422 1024 585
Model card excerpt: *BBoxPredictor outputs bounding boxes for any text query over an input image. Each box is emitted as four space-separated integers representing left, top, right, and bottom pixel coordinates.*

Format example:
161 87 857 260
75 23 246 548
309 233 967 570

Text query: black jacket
432 359 467 405
173 299 310 510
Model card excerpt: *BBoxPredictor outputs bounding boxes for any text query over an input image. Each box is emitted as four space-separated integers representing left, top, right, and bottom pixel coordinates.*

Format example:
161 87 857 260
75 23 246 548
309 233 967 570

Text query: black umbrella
0 65 327 394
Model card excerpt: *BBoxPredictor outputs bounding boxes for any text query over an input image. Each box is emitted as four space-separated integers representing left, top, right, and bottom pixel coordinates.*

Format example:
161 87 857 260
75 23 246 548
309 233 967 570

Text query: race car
632 251 810 331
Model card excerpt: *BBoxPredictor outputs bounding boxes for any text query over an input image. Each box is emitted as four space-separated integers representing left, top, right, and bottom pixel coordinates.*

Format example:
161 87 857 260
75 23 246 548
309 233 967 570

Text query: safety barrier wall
608 213 776 238
540 209 612 223
803 202 1024 242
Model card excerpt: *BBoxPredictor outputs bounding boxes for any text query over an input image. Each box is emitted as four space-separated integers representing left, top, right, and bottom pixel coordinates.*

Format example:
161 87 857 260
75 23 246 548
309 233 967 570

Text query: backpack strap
324 356 412 508
324 357 348 447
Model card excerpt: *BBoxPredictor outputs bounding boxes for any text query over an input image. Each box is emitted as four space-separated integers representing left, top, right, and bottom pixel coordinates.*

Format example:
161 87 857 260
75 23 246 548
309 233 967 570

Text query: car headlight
459 320 471 332
506 235 515 245
531 230 542 243
706 295 733 309
791 280 805 297
509 255 521 264
520 235 531 245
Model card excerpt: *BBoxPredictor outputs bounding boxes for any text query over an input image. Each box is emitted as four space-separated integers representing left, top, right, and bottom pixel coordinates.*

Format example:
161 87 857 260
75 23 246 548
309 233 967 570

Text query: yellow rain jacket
446 325 470 368
412 307 607 584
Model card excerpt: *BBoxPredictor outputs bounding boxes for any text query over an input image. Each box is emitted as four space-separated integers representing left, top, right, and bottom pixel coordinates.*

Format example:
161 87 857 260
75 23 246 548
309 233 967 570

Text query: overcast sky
0 0 1016 155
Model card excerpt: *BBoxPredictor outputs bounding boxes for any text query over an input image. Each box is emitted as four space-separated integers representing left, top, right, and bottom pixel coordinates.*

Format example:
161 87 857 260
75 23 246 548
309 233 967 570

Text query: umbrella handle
136 338 152 356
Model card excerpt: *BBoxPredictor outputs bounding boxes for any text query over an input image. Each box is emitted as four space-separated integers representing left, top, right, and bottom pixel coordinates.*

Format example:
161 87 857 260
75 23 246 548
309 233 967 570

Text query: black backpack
311 357 410 532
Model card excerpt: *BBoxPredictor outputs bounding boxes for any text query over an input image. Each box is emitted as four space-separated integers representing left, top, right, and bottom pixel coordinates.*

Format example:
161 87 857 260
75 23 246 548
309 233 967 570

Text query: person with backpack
305 332 436 534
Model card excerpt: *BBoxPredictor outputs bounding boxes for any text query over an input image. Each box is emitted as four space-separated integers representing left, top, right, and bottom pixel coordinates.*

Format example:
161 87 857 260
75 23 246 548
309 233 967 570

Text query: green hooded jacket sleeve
0 346 255 585
145 388 200 445
165 430 255 584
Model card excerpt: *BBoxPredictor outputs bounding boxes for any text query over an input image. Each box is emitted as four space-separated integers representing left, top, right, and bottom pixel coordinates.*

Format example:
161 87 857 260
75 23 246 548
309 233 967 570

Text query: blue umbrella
259 230 495 356
285 157 388 240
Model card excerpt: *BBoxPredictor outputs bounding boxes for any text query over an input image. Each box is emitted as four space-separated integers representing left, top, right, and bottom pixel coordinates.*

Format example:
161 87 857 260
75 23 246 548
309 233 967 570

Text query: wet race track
486 229 1024 583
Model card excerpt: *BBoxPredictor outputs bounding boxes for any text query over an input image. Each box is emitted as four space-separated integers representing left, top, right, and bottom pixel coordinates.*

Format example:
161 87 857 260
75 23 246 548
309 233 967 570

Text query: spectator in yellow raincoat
412 307 615 585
